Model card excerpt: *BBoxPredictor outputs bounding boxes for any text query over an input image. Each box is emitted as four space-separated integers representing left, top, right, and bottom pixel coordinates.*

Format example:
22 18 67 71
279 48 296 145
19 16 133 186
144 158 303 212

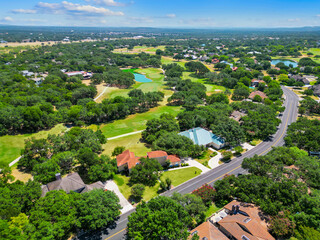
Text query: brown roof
221 201 275 240
189 221 228 240
230 111 246 122
249 91 268 100
167 155 181 163
147 151 168 159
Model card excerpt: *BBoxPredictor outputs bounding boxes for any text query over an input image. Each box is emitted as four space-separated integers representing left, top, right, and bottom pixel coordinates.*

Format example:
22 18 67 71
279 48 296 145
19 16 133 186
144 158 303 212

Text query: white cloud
86 0 124 7
2 16 13 22
62 1 124 15
33 1 124 16
288 18 300 22
166 13 176 18
317 14 320 17
12 9 37 14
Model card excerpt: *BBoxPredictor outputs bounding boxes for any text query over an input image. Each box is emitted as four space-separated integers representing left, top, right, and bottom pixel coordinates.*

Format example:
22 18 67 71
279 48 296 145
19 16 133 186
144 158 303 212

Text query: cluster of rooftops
189 200 275 240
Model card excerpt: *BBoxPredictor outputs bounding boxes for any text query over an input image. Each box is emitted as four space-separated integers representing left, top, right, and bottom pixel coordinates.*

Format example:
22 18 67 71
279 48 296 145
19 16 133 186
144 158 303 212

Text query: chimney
55 173 62 180
236 205 240 214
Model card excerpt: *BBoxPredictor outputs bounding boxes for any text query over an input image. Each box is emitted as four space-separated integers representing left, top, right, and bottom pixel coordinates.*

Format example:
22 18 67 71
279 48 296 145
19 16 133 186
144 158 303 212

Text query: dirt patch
11 168 32 183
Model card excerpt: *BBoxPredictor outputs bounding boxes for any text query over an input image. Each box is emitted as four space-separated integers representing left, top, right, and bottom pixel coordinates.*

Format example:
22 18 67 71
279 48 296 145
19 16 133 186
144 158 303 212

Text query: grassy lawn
182 72 226 94
250 139 262 146
102 133 151 157
205 203 221 218
196 149 216 168
99 68 172 101
114 167 201 202
0 124 67 166
88 105 181 138
161 56 186 68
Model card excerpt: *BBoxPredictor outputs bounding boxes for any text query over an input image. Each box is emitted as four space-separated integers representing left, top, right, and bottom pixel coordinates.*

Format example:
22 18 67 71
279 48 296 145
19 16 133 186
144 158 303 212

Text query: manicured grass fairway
0 124 67 166
113 167 201 201
89 105 181 138
102 133 151 157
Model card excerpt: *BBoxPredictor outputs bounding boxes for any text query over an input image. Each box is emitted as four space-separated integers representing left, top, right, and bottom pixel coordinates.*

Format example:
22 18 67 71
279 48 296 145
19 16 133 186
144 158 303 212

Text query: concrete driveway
105 180 134 214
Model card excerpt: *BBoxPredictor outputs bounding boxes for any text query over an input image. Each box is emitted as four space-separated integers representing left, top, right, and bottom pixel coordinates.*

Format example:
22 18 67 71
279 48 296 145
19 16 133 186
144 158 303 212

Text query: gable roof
189 221 228 240
167 155 181 163
179 127 225 146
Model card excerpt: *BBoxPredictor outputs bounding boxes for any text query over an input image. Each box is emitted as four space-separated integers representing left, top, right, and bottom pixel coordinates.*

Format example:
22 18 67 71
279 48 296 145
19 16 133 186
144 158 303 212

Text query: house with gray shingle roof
41 172 104 197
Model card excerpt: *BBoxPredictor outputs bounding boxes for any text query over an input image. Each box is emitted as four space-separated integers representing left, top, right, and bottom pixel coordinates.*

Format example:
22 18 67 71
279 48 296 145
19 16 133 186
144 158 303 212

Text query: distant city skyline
1 0 320 28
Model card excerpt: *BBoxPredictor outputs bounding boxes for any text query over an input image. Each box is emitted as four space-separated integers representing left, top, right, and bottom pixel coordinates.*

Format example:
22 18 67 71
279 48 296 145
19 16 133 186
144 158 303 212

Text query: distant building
31 77 44 85
230 111 246 123
21 70 34 77
64 71 92 79
41 172 104 197
179 127 226 149
212 58 220 64
249 91 268 100
309 84 320 96
251 79 266 87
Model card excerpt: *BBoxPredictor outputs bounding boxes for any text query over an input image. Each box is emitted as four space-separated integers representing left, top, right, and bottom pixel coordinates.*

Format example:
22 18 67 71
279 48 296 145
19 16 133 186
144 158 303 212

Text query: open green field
161 56 186 68
102 133 151 157
113 167 201 202
205 203 221 218
99 68 172 101
113 45 166 54
89 105 181 138
0 124 67 166
182 72 226 94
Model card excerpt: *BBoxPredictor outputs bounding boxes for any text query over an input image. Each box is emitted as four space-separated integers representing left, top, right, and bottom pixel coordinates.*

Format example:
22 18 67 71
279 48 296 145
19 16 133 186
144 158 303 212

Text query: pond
271 59 298 68
134 73 152 83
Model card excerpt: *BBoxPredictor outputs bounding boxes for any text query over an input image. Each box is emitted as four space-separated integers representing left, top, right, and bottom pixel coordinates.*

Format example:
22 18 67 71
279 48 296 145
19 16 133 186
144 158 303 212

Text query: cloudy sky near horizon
1 0 320 28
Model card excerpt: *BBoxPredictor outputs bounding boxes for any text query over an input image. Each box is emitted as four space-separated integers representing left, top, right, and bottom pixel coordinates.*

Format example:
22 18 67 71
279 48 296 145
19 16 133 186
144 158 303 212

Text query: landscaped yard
196 149 217 168
88 105 181 138
205 203 221 218
0 124 67 166
113 167 201 202
102 133 151 157
113 45 166 54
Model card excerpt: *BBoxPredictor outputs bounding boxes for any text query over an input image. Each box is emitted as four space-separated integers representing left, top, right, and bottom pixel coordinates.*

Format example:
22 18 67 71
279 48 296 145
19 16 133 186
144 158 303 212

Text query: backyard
0 124 67 166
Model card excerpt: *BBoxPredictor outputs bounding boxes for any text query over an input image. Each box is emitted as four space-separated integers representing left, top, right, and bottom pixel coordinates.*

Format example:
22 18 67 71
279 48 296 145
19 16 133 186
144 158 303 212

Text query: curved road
76 86 299 240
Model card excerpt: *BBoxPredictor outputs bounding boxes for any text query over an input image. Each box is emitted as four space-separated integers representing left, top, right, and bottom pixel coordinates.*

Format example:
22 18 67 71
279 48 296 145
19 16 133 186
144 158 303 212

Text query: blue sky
1 0 320 28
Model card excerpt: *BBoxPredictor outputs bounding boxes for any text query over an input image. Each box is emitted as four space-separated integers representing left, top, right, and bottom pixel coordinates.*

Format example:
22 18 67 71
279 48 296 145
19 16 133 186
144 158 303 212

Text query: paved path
105 180 134 214
107 130 143 141
185 158 210 173
94 85 109 102
74 86 299 240
208 149 222 169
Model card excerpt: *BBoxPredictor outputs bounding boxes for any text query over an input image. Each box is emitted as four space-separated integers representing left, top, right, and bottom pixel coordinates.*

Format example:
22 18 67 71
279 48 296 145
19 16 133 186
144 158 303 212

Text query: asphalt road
76 86 299 240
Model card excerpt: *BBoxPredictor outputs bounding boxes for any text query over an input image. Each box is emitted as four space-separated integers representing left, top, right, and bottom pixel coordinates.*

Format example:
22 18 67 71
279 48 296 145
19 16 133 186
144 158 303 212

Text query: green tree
75 189 121 230
131 184 145 201
130 158 163 186
127 196 191 240
112 146 125 156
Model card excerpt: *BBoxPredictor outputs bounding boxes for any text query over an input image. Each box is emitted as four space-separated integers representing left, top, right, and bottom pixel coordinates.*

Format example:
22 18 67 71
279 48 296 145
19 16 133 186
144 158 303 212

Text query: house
251 79 266 87
232 67 238 71
116 150 141 172
65 71 92 79
309 84 320 96
31 77 44 85
249 91 268 100
212 58 220 64
116 150 181 173
21 70 34 77
216 201 275 240
147 151 181 167
230 111 246 123
41 172 104 197
189 221 228 240
179 127 226 149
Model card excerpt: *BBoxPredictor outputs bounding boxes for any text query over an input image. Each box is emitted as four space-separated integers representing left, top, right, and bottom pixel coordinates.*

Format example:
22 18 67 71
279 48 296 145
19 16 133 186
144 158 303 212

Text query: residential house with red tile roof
189 221 228 240
251 79 266 87
217 201 275 240
116 150 181 173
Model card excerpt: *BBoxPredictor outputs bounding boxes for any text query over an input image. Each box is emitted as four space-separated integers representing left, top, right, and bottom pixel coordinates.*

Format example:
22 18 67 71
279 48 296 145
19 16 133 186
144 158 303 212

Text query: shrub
222 151 233 160
192 184 216 206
